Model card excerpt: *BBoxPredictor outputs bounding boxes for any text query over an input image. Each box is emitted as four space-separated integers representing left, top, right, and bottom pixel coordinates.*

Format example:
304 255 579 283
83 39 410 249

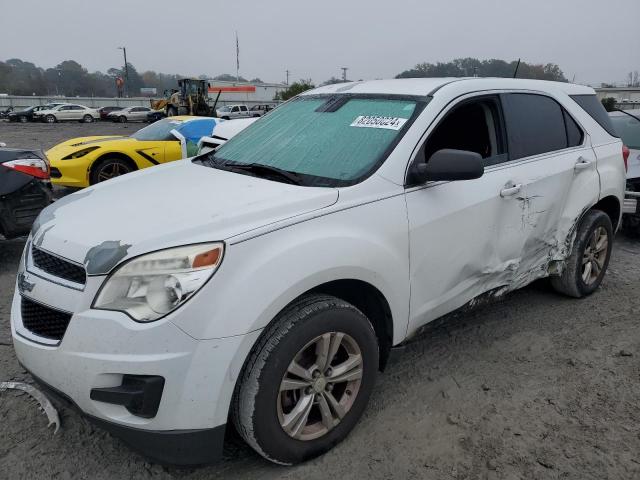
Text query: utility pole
285 69 290 85
341 67 348 82
118 47 129 97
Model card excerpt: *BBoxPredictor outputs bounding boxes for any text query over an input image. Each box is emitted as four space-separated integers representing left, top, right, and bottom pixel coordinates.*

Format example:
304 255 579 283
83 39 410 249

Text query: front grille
32 246 86 285
21 297 72 341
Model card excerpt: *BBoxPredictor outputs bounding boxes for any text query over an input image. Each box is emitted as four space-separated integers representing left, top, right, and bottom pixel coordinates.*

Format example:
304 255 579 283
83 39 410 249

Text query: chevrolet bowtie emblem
17 272 35 293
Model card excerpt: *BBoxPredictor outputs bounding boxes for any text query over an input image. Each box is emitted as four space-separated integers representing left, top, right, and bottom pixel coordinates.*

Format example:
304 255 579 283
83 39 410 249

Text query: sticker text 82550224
350 116 408 131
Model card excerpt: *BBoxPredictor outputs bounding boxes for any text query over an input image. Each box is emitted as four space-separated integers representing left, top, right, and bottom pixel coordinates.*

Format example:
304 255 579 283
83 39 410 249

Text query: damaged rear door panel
499 92 600 284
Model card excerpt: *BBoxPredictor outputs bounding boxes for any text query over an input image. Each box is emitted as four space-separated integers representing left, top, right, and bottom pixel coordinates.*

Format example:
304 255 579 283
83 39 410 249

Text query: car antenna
512 58 521 78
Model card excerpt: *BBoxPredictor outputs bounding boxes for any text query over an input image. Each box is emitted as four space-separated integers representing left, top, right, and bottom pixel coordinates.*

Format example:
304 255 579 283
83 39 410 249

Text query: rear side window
570 94 618 137
563 110 584 147
502 93 567 159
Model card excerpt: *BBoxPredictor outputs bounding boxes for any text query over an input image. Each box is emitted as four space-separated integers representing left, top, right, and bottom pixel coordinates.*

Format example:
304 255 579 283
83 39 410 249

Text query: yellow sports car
47 116 222 188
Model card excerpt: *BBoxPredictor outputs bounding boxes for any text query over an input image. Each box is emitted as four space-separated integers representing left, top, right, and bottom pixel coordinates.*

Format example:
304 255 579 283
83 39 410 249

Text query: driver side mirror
411 149 484 183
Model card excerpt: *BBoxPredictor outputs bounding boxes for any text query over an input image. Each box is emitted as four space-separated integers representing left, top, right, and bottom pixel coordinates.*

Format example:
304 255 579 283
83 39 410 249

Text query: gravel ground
1 121 640 479
0 119 144 150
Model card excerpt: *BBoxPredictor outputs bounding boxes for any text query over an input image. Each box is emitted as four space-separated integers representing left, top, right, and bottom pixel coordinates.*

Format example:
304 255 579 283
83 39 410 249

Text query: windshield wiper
225 163 304 185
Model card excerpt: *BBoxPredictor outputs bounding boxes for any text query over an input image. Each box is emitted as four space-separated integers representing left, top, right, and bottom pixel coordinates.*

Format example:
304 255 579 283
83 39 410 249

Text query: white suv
11 78 626 465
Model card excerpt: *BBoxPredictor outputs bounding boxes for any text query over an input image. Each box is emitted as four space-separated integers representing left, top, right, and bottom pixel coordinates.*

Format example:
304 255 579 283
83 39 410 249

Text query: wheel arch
89 152 138 178
308 279 393 370
592 195 621 231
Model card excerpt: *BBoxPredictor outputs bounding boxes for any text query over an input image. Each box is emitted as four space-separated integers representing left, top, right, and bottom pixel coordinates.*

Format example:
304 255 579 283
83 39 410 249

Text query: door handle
574 157 592 171
500 183 522 197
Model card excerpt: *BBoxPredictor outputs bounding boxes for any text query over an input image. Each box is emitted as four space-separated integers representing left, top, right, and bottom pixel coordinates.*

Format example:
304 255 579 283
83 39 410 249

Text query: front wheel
44 115 56 123
89 157 133 184
551 210 613 297
82 114 94 123
118 115 127 123
232 294 379 465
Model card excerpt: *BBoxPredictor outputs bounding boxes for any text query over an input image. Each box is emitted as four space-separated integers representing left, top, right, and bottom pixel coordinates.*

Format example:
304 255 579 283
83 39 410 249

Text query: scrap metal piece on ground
0 381 61 433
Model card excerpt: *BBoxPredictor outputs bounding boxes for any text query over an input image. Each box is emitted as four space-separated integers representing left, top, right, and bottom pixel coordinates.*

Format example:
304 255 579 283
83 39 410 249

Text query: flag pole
235 31 240 84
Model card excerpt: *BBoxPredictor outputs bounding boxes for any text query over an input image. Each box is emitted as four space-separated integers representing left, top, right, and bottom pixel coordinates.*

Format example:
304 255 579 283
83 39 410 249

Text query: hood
31 161 339 274
46 136 130 158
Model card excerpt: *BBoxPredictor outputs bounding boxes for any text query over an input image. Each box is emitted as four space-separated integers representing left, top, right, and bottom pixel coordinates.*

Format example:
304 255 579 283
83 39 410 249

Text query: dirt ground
1 121 640 479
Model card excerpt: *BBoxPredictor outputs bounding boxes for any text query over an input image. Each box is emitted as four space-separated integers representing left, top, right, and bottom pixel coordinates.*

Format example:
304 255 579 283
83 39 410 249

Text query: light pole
118 47 129 97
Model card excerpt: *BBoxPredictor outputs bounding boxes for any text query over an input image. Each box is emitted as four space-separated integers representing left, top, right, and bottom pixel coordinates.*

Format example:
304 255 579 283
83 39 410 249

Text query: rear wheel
551 210 613 297
232 294 379 465
44 115 56 123
19 116 28 123
90 157 133 185
166 106 178 117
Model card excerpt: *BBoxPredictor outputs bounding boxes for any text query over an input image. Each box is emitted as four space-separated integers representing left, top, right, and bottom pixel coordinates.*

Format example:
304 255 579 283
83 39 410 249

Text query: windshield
611 113 640 150
210 95 424 186
131 118 182 141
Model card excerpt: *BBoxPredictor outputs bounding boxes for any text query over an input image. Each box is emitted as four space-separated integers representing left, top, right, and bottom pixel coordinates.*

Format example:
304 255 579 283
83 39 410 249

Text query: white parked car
608 109 640 235
216 104 252 119
107 106 152 123
12 78 626 466
197 117 259 154
34 104 99 123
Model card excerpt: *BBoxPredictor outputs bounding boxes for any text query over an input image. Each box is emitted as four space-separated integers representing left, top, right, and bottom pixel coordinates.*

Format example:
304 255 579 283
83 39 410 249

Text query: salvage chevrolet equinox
12 78 626 465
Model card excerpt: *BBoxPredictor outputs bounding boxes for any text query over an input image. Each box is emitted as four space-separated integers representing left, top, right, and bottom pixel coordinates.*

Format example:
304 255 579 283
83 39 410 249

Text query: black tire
166 106 178 117
44 114 56 124
89 157 134 185
252 114 260 118
19 116 28 123
551 210 613 298
222 116 230 120
82 114 94 123
118 115 127 123
232 294 379 465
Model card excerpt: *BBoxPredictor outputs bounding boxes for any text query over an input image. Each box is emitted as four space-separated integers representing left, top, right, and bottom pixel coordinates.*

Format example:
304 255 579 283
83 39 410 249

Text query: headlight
62 146 100 160
93 242 224 322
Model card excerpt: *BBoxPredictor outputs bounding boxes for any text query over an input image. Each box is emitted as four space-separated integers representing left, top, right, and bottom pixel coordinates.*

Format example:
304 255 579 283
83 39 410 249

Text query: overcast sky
1 0 638 86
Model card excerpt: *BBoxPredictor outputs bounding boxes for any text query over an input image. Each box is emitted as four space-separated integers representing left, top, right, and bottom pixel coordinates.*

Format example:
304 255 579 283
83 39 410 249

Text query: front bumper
10 253 261 464
48 157 91 187
28 372 226 465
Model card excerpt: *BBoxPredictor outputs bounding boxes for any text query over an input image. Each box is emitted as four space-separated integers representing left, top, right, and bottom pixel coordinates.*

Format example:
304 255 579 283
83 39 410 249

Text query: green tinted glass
213 96 419 184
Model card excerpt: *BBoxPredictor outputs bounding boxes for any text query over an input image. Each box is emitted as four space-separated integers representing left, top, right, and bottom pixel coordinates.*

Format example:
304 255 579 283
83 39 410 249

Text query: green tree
275 80 315 101
213 73 248 82
601 97 617 112
396 58 567 82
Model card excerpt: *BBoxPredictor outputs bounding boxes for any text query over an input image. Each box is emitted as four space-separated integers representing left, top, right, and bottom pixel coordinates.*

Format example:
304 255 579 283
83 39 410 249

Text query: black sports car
8 104 64 123
0 148 52 238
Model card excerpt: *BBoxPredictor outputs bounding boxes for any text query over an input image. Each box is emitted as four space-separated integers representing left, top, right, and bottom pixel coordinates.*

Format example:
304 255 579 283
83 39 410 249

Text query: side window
502 93 567 159
72 105 84 110
564 110 584 147
231 106 239 112
422 96 506 167
240 106 248 112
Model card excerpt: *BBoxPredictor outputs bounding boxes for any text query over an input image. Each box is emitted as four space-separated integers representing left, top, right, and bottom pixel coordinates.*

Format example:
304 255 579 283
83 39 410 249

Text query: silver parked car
34 104 99 123
108 106 153 123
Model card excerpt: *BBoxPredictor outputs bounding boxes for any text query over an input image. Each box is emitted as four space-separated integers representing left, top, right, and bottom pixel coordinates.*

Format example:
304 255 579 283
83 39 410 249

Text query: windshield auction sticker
350 116 408 130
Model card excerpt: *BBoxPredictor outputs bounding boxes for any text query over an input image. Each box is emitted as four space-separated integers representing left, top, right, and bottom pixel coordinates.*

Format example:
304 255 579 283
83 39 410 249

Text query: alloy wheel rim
582 226 608 285
97 163 130 182
277 332 363 441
